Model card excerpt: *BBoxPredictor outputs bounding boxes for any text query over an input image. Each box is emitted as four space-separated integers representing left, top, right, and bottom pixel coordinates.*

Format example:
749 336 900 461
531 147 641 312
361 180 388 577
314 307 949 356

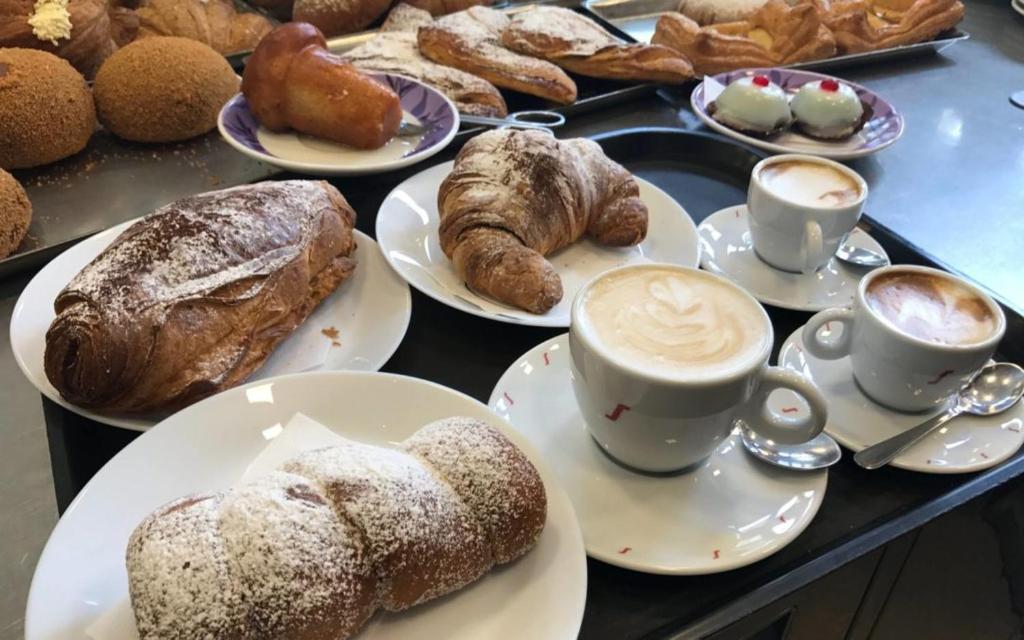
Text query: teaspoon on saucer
740 425 842 470
854 362 1024 470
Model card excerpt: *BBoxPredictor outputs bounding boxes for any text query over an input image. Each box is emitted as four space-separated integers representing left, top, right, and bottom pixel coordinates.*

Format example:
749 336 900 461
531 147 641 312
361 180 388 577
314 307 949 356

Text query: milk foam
759 161 861 208
579 268 769 379
866 272 998 346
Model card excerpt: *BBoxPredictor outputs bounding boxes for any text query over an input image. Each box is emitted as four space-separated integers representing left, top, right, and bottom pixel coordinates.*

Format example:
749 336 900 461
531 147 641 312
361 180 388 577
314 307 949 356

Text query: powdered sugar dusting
404 417 547 563
345 32 507 117
504 6 619 57
283 440 492 610
218 471 374 636
61 181 332 322
126 417 546 637
127 494 246 639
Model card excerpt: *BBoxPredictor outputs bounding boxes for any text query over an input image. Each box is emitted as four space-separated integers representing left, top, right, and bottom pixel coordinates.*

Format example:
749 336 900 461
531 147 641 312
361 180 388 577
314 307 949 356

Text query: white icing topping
580 267 769 379
790 80 863 131
714 76 792 131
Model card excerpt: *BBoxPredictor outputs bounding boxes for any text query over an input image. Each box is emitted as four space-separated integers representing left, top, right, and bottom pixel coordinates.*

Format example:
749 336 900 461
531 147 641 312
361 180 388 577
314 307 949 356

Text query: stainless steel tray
4 132 277 279
585 0 969 71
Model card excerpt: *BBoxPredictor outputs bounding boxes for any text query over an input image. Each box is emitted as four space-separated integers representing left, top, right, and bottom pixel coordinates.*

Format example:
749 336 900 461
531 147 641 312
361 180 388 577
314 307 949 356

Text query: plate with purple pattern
691 68 903 160
218 73 459 176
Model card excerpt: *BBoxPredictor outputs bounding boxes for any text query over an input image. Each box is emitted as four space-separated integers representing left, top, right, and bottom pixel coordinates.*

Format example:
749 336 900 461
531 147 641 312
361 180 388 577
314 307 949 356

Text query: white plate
375 161 701 327
25 371 587 640
779 327 1024 473
1014 0 1024 17
10 222 411 431
691 68 904 160
488 334 827 574
699 205 888 312
217 73 459 176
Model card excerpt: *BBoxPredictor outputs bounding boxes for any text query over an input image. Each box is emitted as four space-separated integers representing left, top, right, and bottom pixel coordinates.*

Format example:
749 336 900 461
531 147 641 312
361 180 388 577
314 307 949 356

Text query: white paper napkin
86 413 350 639
702 75 727 108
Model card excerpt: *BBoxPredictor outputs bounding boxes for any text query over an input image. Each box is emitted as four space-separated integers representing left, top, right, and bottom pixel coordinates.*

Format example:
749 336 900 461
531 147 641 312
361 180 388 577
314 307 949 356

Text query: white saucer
26 371 586 640
488 334 827 575
698 205 888 311
778 327 1024 473
10 222 411 431
376 161 701 327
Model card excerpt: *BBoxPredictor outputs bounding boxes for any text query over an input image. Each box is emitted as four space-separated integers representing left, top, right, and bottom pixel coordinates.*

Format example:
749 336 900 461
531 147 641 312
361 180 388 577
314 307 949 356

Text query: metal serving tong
399 109 566 137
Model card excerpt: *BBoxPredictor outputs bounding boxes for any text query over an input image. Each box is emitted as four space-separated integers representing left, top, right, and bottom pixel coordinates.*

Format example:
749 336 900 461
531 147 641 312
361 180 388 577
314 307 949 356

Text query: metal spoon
854 362 1024 470
740 425 842 470
835 243 889 268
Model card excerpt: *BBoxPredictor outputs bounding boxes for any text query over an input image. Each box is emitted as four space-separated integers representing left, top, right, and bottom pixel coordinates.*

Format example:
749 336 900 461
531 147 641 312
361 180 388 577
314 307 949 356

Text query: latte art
580 267 768 379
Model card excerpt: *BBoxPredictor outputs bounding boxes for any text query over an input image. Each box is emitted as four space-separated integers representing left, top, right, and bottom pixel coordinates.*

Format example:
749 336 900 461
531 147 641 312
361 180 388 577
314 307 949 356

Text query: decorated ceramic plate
218 73 459 176
692 68 903 160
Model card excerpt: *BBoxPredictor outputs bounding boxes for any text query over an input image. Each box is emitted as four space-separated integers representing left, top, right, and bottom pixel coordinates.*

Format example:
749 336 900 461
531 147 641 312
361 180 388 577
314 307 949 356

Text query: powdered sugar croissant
438 129 648 314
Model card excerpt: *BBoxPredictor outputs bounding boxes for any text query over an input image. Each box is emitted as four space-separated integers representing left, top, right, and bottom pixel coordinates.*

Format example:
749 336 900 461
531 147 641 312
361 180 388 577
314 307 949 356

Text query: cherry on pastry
820 79 840 92
752 75 770 87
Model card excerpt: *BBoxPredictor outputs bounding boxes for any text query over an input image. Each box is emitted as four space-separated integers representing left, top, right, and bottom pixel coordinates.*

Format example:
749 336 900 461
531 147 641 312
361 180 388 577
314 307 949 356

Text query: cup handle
802 220 824 274
801 307 856 360
736 367 828 445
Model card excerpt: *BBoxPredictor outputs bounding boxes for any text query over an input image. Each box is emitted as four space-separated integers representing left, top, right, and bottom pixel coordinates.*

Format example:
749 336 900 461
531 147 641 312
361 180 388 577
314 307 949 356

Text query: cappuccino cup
569 264 828 473
802 265 1006 413
747 154 867 274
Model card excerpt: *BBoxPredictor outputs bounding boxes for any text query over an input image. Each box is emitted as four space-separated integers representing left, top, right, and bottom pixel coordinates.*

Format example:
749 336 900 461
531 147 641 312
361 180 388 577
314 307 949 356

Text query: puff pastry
418 6 577 104
813 0 964 54
652 0 836 75
501 6 692 84
345 4 508 117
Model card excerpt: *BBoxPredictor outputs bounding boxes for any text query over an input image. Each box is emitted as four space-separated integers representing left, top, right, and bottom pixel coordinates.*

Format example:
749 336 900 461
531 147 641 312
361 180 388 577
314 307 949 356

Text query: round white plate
10 222 411 431
699 205 888 312
218 73 459 176
26 371 587 640
376 161 701 327
779 327 1024 473
692 68 904 160
1013 0 1024 17
488 335 827 575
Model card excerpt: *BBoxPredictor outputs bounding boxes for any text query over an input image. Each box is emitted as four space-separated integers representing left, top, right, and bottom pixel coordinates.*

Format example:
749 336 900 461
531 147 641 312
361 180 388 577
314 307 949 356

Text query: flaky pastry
813 0 964 54
652 0 836 75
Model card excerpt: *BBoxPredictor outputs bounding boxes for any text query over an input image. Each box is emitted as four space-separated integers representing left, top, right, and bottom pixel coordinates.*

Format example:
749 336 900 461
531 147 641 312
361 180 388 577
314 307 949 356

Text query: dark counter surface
2 1 1024 637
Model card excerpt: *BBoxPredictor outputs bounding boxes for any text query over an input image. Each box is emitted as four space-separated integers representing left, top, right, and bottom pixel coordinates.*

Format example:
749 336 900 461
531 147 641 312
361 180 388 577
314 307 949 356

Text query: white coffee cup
569 263 828 473
747 154 868 274
802 265 1006 413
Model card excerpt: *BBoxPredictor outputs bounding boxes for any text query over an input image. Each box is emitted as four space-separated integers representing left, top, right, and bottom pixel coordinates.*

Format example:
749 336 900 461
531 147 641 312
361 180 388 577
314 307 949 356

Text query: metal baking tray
322 1 658 120
4 132 278 280
584 0 969 71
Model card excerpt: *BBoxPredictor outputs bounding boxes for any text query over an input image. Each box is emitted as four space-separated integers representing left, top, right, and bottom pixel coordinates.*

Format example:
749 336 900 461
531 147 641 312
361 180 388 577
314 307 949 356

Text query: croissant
127 416 547 640
135 0 273 54
0 0 117 77
438 129 648 314
44 181 357 415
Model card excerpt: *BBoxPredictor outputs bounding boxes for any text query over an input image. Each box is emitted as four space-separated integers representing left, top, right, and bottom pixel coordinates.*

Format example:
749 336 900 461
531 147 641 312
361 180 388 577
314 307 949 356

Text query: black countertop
2 1 1024 637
